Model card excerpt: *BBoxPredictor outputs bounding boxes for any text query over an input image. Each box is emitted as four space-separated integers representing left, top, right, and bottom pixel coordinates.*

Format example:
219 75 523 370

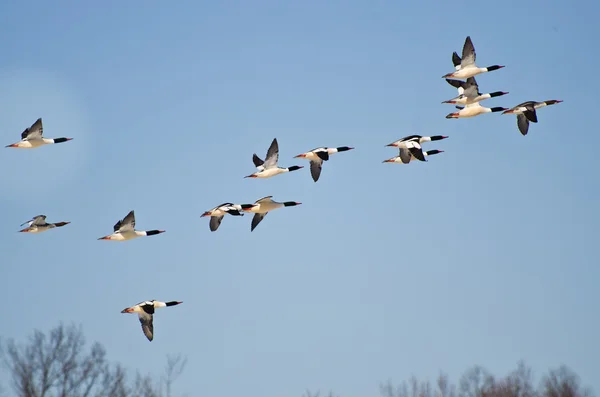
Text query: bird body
245 138 303 178
293 146 354 182
442 36 505 79
502 100 563 135
18 215 70 233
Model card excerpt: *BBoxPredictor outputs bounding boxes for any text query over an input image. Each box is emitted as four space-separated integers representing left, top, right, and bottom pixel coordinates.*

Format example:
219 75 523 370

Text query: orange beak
18 228 30 232
200 211 211 217
98 236 111 240
244 174 257 178
5 143 18 148
121 307 134 313
294 153 307 158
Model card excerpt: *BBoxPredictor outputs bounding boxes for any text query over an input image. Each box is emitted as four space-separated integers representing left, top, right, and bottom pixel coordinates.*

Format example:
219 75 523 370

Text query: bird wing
138 313 154 341
309 159 323 182
209 215 224 232
252 153 264 168
115 210 135 232
461 36 476 67
255 196 274 204
22 118 43 140
31 215 47 226
516 114 530 136
263 138 279 168
452 51 462 70
251 212 267 232
398 148 412 164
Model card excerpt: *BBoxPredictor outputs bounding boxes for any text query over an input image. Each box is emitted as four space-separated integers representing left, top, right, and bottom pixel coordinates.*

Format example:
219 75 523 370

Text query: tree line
1 324 594 397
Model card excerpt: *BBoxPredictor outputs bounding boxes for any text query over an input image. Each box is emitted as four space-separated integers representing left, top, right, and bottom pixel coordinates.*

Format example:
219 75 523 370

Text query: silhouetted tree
0 323 186 397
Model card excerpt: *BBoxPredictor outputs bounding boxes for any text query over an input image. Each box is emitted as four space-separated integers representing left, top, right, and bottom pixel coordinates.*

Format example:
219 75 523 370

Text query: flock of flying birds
7 35 563 341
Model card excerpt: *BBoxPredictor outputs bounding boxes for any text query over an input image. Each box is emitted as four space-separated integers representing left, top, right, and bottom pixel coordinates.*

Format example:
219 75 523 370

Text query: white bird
383 149 444 164
445 103 508 119
98 210 165 241
18 215 70 233
241 196 302 232
121 300 182 341
245 138 303 178
442 36 505 80
5 118 73 149
502 100 563 136
442 77 509 105
385 135 448 148
200 202 254 232
293 146 354 182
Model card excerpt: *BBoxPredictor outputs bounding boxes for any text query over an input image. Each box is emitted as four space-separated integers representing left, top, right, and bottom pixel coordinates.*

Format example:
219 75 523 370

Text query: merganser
121 300 182 341
442 77 508 105
5 118 73 149
245 138 303 178
385 135 448 148
18 215 70 233
442 36 505 79
98 210 165 241
293 146 354 182
502 100 563 136
446 103 508 119
383 149 444 164
241 196 302 231
200 202 255 232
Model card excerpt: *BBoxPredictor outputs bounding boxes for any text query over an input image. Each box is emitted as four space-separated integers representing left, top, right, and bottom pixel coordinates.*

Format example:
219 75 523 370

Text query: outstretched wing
138 313 154 341
255 196 274 204
115 210 135 232
252 153 264 168
263 138 279 168
209 215 224 232
398 148 412 164
452 51 462 70
22 118 43 140
461 36 476 67
251 212 267 232
516 114 530 136
310 159 323 182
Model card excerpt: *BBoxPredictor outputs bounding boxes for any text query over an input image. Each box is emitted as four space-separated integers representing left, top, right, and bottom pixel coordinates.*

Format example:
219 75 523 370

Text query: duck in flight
18 215 70 233
386 135 448 148
442 36 505 80
502 100 563 136
242 196 302 231
98 210 165 241
442 77 508 105
383 148 444 164
5 118 73 149
446 103 508 119
201 202 255 232
293 146 354 182
245 138 303 178
121 300 182 341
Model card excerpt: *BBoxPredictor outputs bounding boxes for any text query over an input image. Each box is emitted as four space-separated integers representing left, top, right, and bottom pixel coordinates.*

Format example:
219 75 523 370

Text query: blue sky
1 0 599 396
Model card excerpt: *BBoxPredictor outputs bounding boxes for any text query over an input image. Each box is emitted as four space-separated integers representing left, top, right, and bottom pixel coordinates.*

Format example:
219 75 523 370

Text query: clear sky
1 0 599 396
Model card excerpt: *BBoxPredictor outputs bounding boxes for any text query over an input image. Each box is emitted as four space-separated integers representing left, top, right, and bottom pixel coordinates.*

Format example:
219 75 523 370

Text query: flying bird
446 103 508 119
245 138 303 178
442 77 508 105
442 36 505 80
121 300 182 341
383 149 444 164
5 118 73 149
502 100 563 136
98 210 165 241
201 202 255 232
385 135 448 148
293 146 354 182
18 215 70 233
241 196 302 232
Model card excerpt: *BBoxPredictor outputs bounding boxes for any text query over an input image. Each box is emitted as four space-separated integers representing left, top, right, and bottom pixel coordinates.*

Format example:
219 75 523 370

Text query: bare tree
540 366 593 397
380 363 594 397
0 323 186 397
